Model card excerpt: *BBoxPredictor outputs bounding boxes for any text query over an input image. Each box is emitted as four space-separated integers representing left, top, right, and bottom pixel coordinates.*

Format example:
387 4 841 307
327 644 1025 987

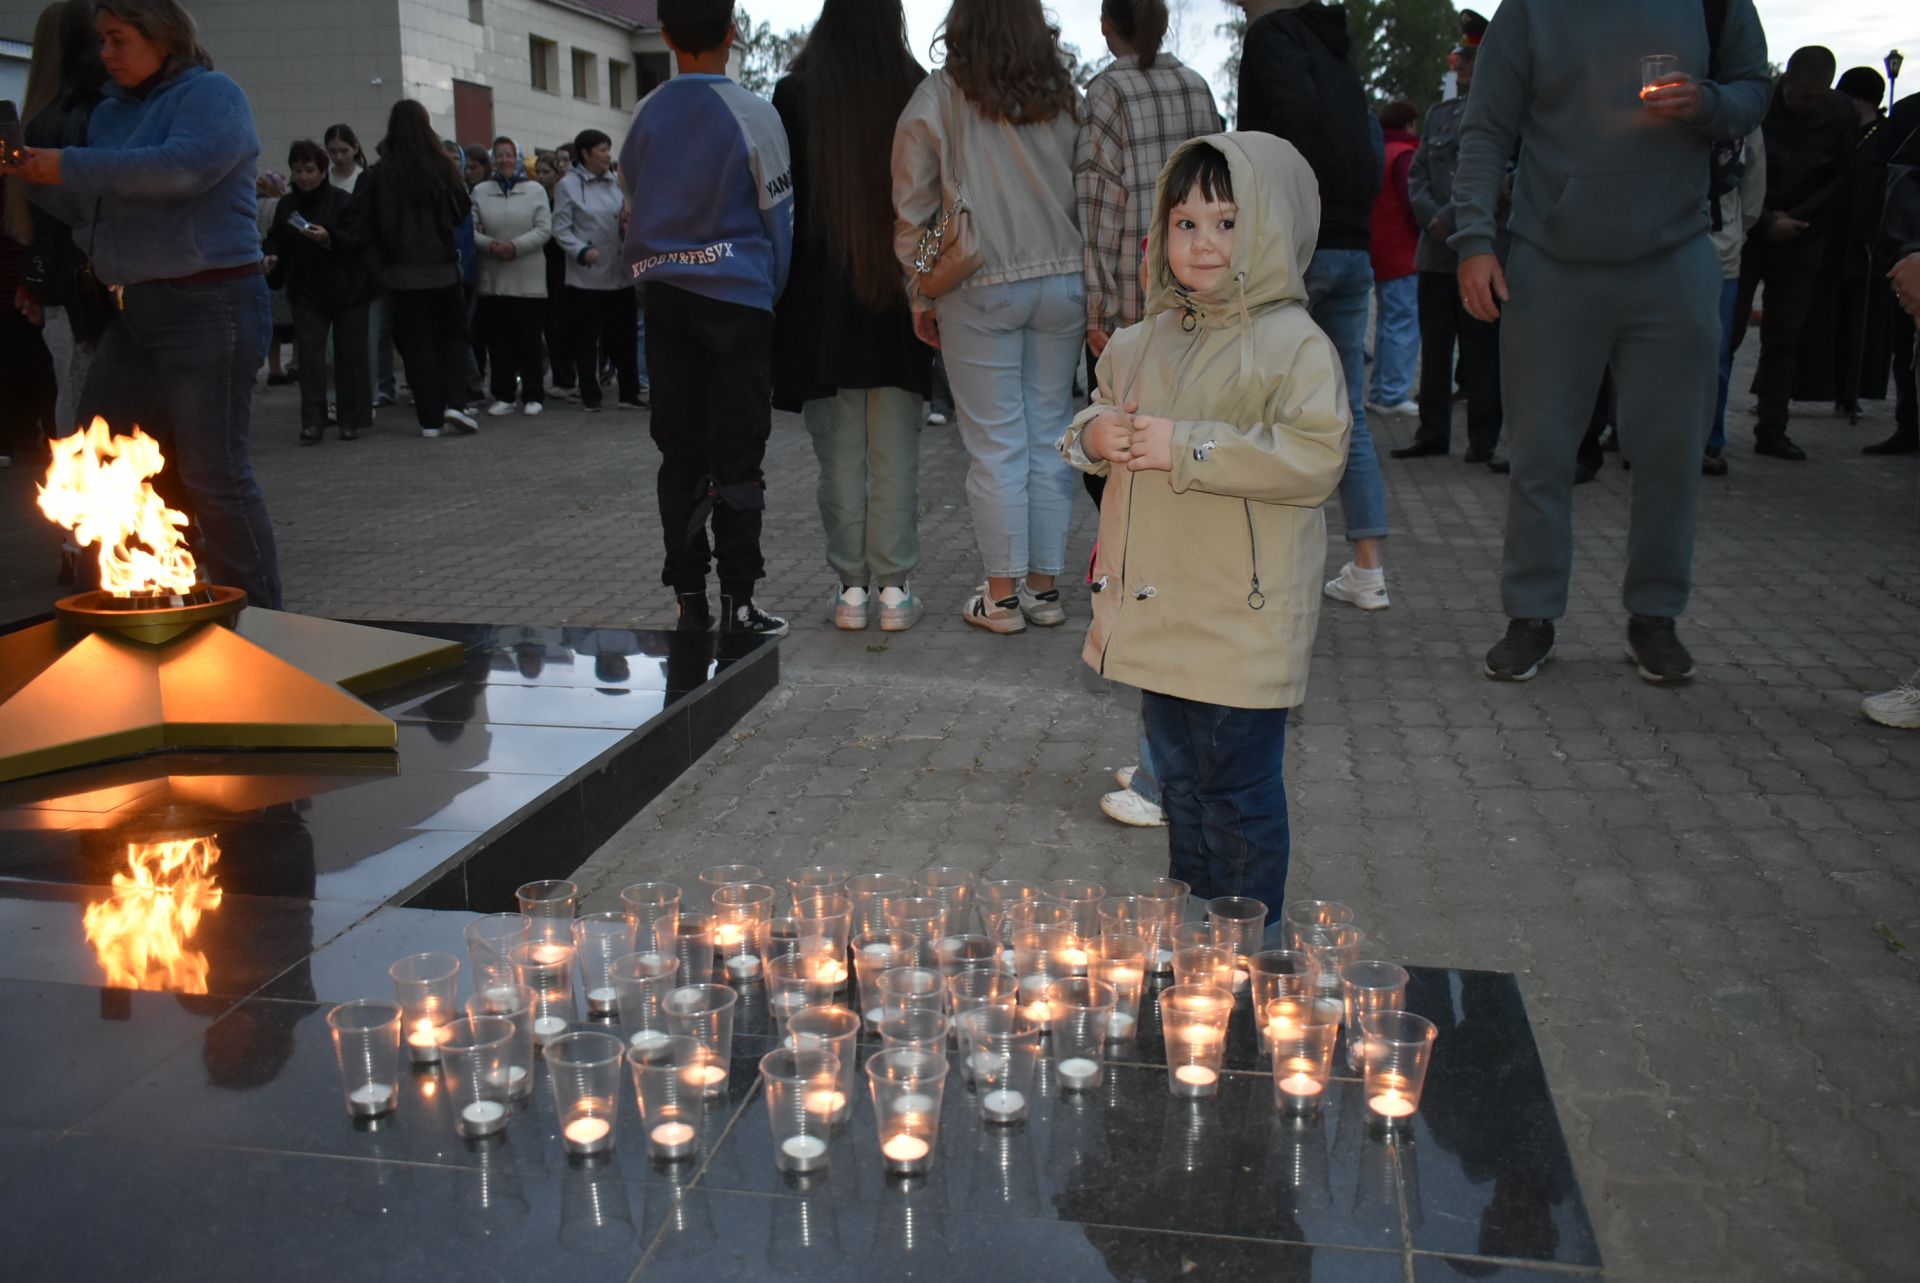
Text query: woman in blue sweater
16 0 281 610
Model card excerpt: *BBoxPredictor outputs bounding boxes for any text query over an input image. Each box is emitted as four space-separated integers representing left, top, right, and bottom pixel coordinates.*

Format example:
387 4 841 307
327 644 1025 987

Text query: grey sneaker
1017 584 1066 626
1485 619 1555 682
877 586 924 633
1626 615 1694 684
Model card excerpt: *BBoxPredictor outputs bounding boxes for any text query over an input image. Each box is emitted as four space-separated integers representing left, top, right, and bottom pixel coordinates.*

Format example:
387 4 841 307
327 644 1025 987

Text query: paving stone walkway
3 347 1917 1281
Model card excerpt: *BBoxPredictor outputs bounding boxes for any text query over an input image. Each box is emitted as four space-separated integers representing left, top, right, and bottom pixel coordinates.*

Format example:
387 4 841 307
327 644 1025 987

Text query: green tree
1216 0 1460 120
734 8 810 98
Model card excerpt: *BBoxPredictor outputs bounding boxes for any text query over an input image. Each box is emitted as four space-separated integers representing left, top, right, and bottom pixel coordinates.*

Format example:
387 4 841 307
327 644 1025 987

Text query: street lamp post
1887 50 1903 105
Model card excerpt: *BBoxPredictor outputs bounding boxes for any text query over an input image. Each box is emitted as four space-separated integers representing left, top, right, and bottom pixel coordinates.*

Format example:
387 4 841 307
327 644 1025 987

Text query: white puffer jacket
471 176 553 298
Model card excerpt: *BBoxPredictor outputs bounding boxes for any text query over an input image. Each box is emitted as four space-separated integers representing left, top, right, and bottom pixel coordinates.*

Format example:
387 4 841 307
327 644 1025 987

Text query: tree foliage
1217 0 1461 122
735 8 811 98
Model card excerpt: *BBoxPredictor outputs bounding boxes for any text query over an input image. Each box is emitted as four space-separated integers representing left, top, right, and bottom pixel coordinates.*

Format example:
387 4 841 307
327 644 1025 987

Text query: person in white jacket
1703 128 1765 476
472 137 554 416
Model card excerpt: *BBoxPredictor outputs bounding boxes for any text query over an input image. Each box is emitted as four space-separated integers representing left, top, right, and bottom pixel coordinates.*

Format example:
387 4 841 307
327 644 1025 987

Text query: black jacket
1236 3 1379 252
769 70 932 411
1875 94 1920 265
21 88 109 337
264 182 370 312
1758 85 1861 236
342 161 471 291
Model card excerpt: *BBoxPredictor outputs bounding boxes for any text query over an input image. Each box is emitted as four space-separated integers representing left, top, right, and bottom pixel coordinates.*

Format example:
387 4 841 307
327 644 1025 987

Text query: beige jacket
1062 133 1351 710
1710 128 1766 280
471 178 553 298
891 70 1083 308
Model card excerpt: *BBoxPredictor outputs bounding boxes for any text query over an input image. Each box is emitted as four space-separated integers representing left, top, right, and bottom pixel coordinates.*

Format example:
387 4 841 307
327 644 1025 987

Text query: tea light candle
981 1088 1027 1123
1107 966 1143 989
881 1132 931 1173
533 1015 568 1045
865 1006 885 1029
804 1088 850 1124
1057 1056 1102 1091
1232 968 1249 993
406 1019 448 1064
487 1064 531 1097
531 943 570 965
629 1029 670 1055
1152 948 1175 972
724 953 762 982
348 1083 395 1116
649 1120 698 1159
810 959 848 988
967 1050 1006 1083
1000 947 1017 972
683 1063 729 1097
1369 1088 1417 1119
1277 1069 1324 1114
892 1092 936 1117
1107 1012 1137 1041
713 923 744 949
779 1134 829 1172
1060 946 1090 973
586 985 618 1016
564 1116 614 1154
459 1100 507 1136
1172 1064 1219 1096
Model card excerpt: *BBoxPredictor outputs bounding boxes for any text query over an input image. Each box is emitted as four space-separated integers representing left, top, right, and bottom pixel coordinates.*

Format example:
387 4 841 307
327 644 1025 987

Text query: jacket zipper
1243 501 1266 610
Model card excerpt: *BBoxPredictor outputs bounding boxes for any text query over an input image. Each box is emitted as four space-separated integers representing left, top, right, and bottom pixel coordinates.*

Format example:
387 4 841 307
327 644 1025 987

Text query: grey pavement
3 346 1918 1281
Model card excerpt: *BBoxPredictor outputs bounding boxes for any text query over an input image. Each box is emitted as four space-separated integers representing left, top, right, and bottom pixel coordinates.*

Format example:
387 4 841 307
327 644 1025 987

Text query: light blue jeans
1367 273 1419 406
1305 248 1390 541
935 273 1086 578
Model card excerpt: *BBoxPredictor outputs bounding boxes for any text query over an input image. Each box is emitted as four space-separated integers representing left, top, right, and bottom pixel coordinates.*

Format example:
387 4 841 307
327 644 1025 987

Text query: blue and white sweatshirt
52 65 262 286
619 74 794 313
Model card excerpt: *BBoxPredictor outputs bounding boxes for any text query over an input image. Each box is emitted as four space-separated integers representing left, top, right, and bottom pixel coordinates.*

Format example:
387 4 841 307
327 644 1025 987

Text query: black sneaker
1485 619 1555 682
1701 448 1727 477
676 593 712 633
720 595 789 638
1626 615 1694 684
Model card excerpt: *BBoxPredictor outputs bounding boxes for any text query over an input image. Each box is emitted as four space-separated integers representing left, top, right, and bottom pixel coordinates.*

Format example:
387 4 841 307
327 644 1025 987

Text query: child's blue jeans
1142 692 1291 930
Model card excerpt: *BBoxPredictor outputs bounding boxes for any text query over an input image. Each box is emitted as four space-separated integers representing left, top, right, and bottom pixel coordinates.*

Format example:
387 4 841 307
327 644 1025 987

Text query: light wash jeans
1305 248 1390 541
935 272 1086 579
1366 273 1419 406
802 386 924 587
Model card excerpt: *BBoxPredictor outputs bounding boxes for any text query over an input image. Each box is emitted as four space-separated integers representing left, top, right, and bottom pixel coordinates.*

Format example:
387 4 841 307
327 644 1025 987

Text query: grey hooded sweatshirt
1449 0 1769 266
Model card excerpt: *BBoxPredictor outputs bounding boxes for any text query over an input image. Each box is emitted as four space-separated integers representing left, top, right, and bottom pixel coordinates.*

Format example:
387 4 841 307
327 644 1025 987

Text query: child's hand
1125 415 1175 472
1084 409 1133 464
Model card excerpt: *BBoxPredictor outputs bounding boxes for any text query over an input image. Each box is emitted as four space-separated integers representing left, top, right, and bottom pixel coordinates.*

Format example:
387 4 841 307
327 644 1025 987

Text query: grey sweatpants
1498 236 1720 621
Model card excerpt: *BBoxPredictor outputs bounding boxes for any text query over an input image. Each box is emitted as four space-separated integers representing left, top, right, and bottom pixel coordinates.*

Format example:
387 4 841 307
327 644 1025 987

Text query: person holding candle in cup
1061 133 1351 943
1455 0 1770 685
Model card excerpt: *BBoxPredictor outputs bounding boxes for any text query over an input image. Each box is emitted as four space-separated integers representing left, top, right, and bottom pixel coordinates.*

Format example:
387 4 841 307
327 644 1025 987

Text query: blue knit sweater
57 66 263 286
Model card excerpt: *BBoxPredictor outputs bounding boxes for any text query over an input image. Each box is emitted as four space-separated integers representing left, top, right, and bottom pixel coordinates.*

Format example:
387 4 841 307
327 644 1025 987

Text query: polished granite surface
0 622 777 911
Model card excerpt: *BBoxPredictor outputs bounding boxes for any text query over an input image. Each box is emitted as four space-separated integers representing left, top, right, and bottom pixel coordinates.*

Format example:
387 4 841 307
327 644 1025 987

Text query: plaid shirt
1074 55 1223 335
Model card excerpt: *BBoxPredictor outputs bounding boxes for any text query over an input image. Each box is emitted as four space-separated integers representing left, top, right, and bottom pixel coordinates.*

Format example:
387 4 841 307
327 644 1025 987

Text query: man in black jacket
1729 46 1858 461
1237 0 1394 612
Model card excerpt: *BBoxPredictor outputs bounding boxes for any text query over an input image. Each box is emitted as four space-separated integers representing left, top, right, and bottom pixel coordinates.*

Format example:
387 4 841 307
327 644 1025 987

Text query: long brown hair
6 2 103 243
937 0 1078 126
1100 0 1169 70
377 99 467 202
790 0 924 310
93 0 215 71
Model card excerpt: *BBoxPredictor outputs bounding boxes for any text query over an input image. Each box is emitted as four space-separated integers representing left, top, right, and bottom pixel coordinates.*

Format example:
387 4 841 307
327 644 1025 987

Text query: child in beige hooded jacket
1062 132 1350 925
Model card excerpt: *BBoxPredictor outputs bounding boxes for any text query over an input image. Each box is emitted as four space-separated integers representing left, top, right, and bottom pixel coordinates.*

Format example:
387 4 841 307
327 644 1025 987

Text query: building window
529 36 558 93
636 52 671 98
467 0 483 22
571 48 599 103
609 60 629 110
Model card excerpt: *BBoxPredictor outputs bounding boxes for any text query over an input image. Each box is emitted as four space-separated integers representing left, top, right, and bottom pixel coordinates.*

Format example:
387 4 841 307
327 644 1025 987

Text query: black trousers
645 281 773 596
1732 234 1823 440
544 296 575 390
291 300 371 431
567 285 638 407
1415 270 1502 453
478 296 546 405
389 284 471 429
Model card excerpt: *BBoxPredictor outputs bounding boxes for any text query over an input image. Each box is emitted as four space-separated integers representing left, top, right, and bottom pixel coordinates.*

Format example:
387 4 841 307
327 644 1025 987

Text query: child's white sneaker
1323 562 1389 611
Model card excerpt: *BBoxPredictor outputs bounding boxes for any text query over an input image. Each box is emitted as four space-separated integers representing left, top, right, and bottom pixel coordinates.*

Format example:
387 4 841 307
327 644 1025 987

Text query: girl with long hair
323 122 367 193
893 0 1085 635
772 0 931 631
343 98 478 436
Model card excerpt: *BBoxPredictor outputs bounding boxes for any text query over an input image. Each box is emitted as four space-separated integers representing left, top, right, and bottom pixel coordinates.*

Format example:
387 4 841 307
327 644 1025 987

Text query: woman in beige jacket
892 0 1085 634
1063 133 1350 927
472 136 553 417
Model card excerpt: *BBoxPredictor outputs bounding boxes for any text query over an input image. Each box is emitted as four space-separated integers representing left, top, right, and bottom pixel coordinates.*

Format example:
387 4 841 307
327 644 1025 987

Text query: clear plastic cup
464 913 531 991
1359 1010 1437 1131
765 953 838 1036
608 951 679 1055
1304 925 1366 1024
1006 900 1072 936
854 929 916 1031
1159 983 1232 1098
957 1006 1042 1124
848 873 917 939
389 952 461 1064
791 893 854 967
886 897 950 966
1641 53 1679 98
946 966 1018 1060
1248 950 1317 1017
787 1006 859 1128
628 1033 710 1162
1011 925 1082 1027
1342 960 1410 1072
699 864 765 895
441 1016 516 1137
788 865 851 906
878 1007 950 1057
619 881 681 954
874 966 945 1022
573 912 638 1019
934 933 998 981
1100 894 1176 975
327 998 402 1119
1044 879 1107 938
1268 996 1341 1117
510 939 577 1047
661 984 738 1099
465 982 537 1100
1284 900 1354 952
712 883 776 985
761 1046 841 1173
1207 896 1267 970
1089 932 1147 1042
515 879 578 944
919 866 976 934
977 879 1040 957
662 909 719 988
1046 977 1116 1091
546 1030 625 1156
865 1048 947 1175
1172 943 1236 994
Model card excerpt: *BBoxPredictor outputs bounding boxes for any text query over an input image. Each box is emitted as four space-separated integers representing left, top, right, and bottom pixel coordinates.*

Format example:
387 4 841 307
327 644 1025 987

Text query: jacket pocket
1534 168 1698 256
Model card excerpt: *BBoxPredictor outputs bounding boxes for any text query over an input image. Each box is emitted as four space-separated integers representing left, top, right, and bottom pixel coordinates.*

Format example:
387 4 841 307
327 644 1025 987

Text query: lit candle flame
81 837 223 993
36 418 199 597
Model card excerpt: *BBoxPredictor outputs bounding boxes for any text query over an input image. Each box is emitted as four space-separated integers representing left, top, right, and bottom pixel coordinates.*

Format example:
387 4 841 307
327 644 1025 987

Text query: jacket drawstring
1234 271 1253 385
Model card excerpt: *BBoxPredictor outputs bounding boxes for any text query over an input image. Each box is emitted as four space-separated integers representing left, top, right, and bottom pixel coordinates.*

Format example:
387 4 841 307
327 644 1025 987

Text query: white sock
1350 564 1384 583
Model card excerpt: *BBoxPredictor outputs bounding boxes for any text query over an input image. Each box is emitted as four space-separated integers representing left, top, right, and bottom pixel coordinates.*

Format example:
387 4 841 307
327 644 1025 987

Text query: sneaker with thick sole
832 585 869 631
721 595 789 638
964 586 1025 634
1323 562 1389 610
1862 676 1920 728
486 400 516 417
1114 765 1137 790
1366 399 1419 417
1101 788 1168 827
877 586 924 632
443 408 479 434
419 426 443 439
1017 584 1066 626
1485 618 1555 681
523 401 544 416
927 411 949 426
676 593 712 633
1625 615 1694 684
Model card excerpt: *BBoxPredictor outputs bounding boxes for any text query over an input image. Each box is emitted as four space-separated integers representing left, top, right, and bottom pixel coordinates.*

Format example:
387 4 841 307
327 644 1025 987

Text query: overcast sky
746 1 1918 108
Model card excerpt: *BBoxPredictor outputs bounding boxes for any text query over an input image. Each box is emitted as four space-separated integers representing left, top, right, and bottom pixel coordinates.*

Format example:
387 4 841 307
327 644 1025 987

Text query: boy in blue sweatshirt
620 0 795 637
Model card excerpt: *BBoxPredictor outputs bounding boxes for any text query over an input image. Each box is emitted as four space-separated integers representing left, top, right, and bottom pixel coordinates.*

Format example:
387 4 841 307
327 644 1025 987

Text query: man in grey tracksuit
1452 0 1769 685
